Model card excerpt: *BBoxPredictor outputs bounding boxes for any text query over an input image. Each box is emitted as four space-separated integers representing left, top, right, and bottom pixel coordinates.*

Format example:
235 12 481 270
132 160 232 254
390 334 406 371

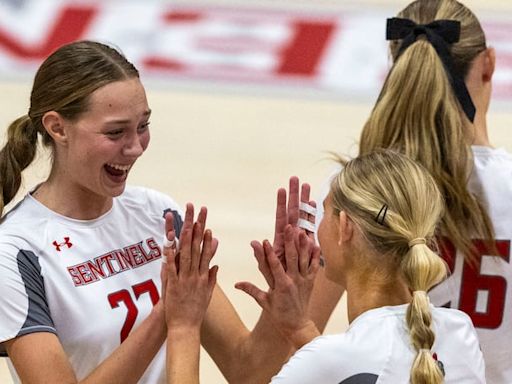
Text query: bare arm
201 285 292 384
5 305 166 384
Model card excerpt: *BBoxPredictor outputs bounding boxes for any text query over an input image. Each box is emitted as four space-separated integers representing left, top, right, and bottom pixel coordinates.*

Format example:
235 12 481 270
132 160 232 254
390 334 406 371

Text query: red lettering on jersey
438 238 511 329
67 266 84 286
97 253 117 276
0 6 97 59
77 264 97 284
146 237 162 259
66 237 163 286
114 249 132 271
85 258 108 280
126 244 145 266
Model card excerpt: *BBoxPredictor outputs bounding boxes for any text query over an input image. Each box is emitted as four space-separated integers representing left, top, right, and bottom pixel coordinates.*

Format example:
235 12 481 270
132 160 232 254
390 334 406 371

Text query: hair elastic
408 238 426 248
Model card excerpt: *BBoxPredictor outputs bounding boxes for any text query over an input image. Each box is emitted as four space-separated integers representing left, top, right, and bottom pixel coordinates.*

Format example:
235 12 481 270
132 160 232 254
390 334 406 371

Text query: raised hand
273 177 316 264
236 225 321 349
162 204 218 330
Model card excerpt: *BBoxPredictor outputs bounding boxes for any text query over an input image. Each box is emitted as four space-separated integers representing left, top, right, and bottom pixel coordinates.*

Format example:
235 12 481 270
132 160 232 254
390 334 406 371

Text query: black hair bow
386 17 476 123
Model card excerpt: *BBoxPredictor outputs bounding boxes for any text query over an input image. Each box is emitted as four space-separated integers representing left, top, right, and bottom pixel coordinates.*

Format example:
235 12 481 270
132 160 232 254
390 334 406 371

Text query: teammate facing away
309 1 512 382
163 150 485 383
0 40 316 383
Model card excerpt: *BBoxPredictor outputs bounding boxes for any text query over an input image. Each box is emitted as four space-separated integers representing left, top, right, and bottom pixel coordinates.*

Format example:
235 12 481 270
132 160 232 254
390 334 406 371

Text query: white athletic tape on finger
163 238 175 248
162 237 179 264
163 237 179 249
298 218 316 233
299 202 317 216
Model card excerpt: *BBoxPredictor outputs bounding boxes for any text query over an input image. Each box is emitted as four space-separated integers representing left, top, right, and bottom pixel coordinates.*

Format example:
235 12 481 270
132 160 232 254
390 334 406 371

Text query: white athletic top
316 146 512 383
0 186 182 383
429 146 512 384
271 304 485 383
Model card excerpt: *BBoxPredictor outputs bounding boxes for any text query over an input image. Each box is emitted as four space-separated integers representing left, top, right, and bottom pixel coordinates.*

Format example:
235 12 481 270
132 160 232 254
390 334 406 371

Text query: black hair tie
386 17 476 123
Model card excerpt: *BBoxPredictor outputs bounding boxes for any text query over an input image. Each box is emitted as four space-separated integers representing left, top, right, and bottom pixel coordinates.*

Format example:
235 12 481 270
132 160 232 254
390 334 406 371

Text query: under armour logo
53 237 73 252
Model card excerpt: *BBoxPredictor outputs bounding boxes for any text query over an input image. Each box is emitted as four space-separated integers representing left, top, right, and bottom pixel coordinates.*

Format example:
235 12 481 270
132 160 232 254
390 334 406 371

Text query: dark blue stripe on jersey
162 209 183 237
339 373 378 384
16 250 56 335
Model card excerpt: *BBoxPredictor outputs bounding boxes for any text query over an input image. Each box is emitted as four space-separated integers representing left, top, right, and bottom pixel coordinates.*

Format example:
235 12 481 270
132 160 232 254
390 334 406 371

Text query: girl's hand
236 225 321 349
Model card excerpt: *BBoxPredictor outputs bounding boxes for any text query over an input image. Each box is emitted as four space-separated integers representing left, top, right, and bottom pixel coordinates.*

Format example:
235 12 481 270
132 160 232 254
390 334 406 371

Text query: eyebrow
105 109 152 124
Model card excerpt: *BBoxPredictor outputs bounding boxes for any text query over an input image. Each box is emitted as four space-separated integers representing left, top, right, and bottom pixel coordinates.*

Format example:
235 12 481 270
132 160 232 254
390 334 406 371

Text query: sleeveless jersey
271 305 485 383
0 186 183 383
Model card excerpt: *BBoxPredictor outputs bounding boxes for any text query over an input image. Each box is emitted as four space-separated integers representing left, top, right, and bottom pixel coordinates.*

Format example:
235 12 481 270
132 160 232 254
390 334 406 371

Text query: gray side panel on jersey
339 373 378 384
0 250 56 357
17 250 56 335
163 208 183 237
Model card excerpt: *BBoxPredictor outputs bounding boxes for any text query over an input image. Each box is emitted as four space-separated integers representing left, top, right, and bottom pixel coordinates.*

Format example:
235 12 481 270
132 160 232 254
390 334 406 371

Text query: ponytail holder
386 17 476 123
408 237 426 248
412 290 430 303
419 348 431 353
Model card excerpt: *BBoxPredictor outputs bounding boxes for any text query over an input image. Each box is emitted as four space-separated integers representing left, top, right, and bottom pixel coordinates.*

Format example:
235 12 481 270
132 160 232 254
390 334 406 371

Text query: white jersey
0 186 183 383
429 146 512 384
271 304 485 383
316 146 512 383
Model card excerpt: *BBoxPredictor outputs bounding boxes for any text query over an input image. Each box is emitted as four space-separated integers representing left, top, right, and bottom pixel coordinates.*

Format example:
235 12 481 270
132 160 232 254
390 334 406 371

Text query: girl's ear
482 47 496 83
42 111 69 146
337 211 354 246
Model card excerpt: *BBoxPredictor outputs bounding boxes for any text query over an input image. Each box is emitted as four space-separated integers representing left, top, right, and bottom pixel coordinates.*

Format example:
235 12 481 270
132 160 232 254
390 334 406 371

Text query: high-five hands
236 224 321 349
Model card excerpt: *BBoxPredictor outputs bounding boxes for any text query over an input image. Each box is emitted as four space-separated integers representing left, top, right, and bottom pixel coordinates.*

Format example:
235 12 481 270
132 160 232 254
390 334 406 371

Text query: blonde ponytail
0 115 38 215
401 243 446 383
361 0 493 262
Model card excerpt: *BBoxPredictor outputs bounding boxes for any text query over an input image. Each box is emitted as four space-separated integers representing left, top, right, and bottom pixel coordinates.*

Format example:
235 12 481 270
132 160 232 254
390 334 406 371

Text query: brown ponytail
0 115 38 215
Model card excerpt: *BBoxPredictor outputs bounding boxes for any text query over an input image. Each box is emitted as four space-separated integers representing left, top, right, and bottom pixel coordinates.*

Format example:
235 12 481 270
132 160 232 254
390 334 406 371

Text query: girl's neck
471 112 491 147
345 273 411 323
33 175 113 220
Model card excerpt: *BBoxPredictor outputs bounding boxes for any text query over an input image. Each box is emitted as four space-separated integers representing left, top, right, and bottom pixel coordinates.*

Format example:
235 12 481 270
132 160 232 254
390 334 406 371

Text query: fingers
298 231 313 275
164 211 175 244
199 229 216 274
306 200 316 239
234 281 268 310
309 245 321 278
281 225 318 278
265 240 288 283
172 204 217 278
251 240 275 288
178 203 194 273
190 207 207 271
283 225 299 274
287 176 300 226
299 183 311 222
273 188 287 239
